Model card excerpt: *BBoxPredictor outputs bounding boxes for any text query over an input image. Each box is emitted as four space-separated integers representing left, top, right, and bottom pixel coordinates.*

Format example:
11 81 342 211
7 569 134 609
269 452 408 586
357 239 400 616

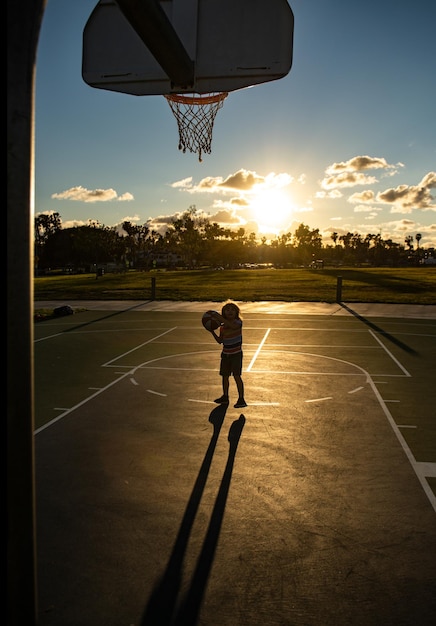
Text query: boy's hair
222 300 242 320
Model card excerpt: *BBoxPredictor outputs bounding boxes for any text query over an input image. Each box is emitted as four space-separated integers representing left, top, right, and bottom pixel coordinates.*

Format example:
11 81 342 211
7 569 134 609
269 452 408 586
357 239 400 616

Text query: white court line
416 462 436 478
34 332 64 342
36 333 435 511
368 329 411 376
246 329 270 372
369 379 436 513
147 389 166 396
34 369 136 434
102 327 177 366
248 402 280 406
187 399 279 406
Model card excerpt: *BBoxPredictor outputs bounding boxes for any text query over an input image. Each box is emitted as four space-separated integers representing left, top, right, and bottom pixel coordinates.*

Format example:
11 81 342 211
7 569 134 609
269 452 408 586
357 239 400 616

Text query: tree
34 212 429 271
34 212 62 270
38 223 122 270
167 205 210 267
293 224 322 265
121 221 150 268
405 235 414 250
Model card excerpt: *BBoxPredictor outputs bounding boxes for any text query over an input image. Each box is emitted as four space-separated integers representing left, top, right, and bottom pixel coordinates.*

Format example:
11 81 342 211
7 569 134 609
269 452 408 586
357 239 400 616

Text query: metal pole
336 275 343 303
7 1 47 623
151 276 156 300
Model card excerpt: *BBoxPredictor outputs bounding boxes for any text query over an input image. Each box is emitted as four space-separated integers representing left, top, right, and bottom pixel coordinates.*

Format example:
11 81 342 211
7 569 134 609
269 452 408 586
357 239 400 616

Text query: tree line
34 206 434 274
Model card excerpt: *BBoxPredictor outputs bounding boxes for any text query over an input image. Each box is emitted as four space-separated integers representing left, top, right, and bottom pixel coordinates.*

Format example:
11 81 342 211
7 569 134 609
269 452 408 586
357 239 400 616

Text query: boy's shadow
141 406 246 626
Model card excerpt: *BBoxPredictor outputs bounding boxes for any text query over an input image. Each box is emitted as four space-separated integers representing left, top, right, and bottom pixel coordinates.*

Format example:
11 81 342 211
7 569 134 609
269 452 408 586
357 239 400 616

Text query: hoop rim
164 92 229 106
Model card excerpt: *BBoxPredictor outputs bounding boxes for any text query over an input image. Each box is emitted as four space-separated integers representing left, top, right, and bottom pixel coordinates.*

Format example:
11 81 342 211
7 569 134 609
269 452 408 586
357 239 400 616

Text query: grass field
34 267 436 306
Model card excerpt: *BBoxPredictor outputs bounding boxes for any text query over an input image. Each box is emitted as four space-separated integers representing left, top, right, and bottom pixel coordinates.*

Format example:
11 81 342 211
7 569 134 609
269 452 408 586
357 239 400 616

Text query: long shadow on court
141 406 245 626
60 302 152 333
340 303 418 355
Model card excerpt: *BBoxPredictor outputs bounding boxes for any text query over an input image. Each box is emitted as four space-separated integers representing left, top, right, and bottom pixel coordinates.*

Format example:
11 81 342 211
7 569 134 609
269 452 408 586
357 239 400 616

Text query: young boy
208 300 247 409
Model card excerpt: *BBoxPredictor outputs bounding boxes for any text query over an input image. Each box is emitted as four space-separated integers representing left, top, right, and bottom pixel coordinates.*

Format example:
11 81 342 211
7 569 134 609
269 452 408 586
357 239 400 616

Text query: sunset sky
35 0 436 248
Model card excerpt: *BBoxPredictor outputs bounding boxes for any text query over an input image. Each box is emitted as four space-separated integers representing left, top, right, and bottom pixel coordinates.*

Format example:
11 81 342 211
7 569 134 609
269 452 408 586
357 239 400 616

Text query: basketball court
7 1 436 623
34 302 436 625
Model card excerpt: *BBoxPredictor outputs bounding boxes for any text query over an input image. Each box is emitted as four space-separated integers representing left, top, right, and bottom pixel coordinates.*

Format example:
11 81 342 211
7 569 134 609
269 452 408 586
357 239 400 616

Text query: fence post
336 275 342 303
151 276 156 300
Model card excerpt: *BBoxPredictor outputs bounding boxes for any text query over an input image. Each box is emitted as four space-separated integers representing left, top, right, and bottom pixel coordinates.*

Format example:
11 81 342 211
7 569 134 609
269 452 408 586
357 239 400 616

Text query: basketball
202 310 220 331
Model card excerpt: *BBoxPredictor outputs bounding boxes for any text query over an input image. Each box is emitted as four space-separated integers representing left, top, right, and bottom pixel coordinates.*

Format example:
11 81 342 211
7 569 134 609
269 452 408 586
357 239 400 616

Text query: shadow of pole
172 414 246 626
339 303 418 355
140 404 227 626
61 303 149 333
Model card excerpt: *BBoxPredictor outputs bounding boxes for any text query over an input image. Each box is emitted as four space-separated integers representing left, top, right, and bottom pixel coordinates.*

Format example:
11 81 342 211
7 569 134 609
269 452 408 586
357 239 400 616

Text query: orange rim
165 92 228 105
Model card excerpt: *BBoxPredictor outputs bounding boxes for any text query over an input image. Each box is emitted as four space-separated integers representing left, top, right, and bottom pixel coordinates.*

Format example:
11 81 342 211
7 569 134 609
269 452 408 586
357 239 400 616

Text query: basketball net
164 92 228 162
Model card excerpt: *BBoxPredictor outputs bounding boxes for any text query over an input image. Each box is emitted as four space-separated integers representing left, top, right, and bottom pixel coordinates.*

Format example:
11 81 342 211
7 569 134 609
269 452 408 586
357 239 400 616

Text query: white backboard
82 0 294 95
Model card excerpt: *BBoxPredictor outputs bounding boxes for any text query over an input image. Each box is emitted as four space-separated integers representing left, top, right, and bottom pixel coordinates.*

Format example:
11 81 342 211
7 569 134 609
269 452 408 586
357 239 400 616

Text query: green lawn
34 267 436 305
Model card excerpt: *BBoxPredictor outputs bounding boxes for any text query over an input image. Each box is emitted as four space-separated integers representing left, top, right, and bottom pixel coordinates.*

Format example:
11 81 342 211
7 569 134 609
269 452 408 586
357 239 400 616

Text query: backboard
82 0 294 96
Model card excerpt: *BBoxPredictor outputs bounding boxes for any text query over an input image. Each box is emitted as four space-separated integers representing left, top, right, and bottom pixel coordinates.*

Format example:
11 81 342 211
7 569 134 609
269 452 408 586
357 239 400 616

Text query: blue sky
35 0 436 248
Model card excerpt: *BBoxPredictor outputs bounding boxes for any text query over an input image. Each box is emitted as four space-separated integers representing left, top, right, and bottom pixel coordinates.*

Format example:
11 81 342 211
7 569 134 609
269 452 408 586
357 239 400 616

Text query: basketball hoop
164 92 228 162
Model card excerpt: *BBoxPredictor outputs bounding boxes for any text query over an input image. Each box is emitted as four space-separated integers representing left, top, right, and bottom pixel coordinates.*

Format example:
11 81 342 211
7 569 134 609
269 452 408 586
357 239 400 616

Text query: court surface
34 301 436 626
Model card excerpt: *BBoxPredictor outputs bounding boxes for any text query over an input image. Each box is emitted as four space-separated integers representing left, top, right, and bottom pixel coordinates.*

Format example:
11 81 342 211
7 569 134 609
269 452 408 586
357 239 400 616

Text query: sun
249 189 294 236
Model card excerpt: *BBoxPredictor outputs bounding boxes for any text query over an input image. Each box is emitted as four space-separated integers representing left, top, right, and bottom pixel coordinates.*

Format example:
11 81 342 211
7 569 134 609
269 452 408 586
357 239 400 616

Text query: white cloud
353 205 381 213
377 172 436 213
325 156 401 174
348 190 375 204
171 168 293 195
51 186 134 203
321 171 378 189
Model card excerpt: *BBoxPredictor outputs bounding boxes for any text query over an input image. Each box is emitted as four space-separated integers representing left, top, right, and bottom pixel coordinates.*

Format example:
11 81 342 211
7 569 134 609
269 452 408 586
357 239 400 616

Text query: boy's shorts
220 351 243 377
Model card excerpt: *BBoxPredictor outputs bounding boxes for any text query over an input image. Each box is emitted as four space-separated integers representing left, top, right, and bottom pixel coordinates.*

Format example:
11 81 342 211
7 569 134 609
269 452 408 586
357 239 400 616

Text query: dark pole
7 1 47 623
151 276 156 300
336 276 343 303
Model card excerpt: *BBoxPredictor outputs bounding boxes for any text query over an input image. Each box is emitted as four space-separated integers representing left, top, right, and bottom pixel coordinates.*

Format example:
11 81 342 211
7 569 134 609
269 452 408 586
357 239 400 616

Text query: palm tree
404 235 414 250
416 233 422 262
